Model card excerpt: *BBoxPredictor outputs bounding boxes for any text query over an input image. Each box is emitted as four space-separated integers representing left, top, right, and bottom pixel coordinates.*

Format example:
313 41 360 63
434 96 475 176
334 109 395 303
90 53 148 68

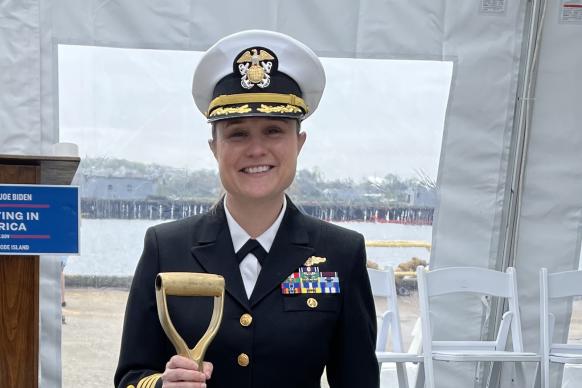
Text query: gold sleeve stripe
136 375 151 388
140 375 154 388
140 374 154 388
137 373 161 388
207 93 308 115
144 374 161 388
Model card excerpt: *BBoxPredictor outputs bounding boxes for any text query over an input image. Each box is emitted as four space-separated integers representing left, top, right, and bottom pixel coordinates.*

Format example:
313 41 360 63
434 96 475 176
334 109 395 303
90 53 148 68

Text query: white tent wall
0 0 42 154
50 0 446 56
431 2 528 386
1 1 579 387
512 1 582 387
1 2 64 388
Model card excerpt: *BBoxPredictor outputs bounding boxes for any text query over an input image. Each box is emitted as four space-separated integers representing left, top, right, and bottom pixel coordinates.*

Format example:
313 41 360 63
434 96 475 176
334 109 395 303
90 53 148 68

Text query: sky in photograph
58 45 453 181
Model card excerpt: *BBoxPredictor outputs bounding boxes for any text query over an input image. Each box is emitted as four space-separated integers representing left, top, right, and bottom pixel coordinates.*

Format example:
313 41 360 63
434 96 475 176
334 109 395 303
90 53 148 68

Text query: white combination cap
192 30 326 122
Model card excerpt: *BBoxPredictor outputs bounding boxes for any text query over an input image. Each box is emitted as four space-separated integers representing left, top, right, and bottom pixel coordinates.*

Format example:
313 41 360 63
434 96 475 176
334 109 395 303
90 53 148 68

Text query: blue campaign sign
0 184 79 255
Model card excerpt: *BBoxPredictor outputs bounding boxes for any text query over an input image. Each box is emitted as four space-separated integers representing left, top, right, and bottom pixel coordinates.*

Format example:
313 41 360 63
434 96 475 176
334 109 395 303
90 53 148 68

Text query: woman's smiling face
210 117 306 205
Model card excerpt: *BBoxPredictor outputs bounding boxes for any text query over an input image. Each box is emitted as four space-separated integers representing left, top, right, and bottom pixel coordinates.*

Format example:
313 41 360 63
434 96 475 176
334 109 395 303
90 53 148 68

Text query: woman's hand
162 355 213 387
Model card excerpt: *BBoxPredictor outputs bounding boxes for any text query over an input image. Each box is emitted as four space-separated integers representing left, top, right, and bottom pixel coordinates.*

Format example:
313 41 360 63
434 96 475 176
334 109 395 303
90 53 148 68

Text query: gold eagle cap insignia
236 49 275 64
304 256 327 267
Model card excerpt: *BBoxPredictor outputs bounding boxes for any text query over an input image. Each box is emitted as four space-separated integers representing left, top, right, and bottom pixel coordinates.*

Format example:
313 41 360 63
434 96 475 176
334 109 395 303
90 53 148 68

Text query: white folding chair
416 266 539 388
539 268 582 388
368 267 423 388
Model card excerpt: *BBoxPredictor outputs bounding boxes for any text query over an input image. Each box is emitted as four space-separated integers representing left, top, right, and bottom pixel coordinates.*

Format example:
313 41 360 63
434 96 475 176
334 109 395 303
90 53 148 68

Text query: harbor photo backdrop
66 217 433 277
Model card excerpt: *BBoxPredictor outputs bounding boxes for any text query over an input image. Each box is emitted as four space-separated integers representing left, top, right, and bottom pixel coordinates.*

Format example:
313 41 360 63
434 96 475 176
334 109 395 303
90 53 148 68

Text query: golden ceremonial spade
155 273 225 368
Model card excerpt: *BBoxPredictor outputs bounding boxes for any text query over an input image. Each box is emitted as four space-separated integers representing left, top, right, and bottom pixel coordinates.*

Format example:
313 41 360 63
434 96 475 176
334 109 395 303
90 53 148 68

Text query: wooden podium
0 154 80 388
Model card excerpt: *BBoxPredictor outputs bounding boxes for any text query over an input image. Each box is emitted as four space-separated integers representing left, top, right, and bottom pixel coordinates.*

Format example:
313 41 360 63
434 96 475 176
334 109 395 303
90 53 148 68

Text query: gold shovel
155 272 225 369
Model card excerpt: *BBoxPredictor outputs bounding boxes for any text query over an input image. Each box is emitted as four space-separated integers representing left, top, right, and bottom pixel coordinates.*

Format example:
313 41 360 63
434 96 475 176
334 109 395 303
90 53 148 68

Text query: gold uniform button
240 313 253 327
307 297 318 308
237 353 250 367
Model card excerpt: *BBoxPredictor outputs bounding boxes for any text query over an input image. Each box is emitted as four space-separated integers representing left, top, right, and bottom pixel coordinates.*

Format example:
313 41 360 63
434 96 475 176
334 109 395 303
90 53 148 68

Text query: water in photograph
65 218 432 276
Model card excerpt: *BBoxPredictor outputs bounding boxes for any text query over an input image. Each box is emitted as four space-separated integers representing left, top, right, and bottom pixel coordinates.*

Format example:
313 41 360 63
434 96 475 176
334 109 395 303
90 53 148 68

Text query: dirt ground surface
61 288 582 388
61 288 421 387
62 289 128 388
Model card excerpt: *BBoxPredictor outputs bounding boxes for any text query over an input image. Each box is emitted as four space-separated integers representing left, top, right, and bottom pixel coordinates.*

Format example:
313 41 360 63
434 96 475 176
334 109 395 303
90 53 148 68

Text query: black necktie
236 239 268 266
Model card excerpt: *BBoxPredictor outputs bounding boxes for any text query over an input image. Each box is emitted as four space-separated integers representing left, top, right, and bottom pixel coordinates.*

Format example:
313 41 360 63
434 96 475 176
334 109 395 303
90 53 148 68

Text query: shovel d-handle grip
156 272 224 297
155 272 225 370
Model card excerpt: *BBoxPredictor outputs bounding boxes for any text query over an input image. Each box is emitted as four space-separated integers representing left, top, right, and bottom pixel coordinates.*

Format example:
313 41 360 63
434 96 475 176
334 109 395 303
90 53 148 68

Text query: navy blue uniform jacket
115 199 379 388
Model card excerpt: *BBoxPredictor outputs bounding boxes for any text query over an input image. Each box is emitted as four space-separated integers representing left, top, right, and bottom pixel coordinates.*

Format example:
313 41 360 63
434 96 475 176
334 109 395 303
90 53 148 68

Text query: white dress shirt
224 195 287 298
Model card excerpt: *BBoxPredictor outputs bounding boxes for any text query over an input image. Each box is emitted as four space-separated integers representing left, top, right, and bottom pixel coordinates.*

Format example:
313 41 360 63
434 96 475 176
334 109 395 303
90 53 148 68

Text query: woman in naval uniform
114 30 379 388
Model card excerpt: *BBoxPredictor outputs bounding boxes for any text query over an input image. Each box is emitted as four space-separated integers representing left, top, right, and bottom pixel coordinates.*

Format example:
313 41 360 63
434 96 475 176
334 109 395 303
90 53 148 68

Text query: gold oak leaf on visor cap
192 30 326 122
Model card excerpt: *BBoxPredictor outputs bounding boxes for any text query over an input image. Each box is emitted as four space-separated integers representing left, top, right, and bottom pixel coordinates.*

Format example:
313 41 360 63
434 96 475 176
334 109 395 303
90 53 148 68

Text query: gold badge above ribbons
304 256 326 267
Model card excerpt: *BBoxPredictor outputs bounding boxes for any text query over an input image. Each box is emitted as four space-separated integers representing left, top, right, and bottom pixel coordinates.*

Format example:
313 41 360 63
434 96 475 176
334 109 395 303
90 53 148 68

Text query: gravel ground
61 288 582 388
60 288 420 387
62 288 128 388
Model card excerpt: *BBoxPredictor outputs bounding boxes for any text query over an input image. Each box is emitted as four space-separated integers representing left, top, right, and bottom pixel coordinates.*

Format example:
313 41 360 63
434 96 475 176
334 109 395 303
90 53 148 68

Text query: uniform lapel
249 200 315 307
190 202 250 310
